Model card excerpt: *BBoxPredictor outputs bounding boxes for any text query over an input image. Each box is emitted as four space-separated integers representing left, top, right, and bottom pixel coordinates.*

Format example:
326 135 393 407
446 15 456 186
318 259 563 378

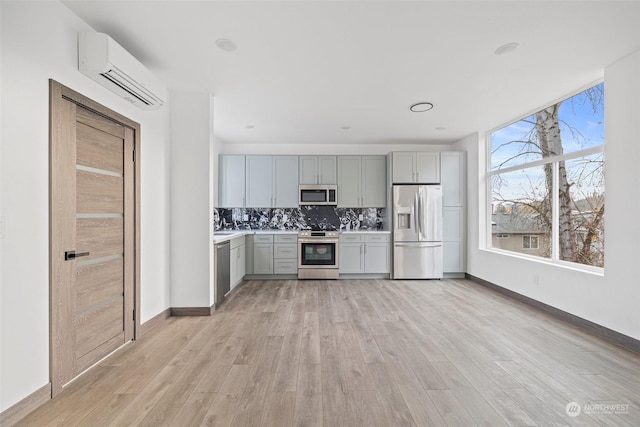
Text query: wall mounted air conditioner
78 32 166 110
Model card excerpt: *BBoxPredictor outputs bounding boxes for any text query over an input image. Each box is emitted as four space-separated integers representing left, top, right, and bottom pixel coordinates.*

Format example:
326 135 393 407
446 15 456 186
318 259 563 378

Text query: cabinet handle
364 244 367 254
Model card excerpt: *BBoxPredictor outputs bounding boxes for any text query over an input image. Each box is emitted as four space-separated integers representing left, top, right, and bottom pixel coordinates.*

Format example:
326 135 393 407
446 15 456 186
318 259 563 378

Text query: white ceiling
62 0 640 146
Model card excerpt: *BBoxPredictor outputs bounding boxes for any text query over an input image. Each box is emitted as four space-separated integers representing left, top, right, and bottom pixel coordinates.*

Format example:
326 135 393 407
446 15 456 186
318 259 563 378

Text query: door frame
49 80 141 396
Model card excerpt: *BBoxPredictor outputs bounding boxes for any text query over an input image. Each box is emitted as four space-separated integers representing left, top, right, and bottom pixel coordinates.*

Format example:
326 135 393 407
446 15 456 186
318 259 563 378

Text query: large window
489 83 604 269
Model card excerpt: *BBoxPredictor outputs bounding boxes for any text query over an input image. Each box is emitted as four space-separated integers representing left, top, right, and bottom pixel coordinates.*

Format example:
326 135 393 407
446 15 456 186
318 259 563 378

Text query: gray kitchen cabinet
441 151 466 207
299 155 337 184
441 151 466 275
245 155 273 208
246 155 299 208
337 156 361 207
273 156 299 208
250 233 298 275
339 239 364 274
339 233 390 274
337 155 386 207
219 155 245 207
361 156 387 207
274 234 298 274
443 206 465 273
391 152 440 184
253 234 274 274
230 236 246 290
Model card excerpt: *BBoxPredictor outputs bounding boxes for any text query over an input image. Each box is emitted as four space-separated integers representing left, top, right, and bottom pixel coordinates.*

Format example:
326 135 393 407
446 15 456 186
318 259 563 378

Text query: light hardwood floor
17 279 640 426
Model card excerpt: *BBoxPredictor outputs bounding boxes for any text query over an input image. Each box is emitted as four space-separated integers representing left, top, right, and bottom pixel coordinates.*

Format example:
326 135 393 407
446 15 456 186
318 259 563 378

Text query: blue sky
490 83 605 170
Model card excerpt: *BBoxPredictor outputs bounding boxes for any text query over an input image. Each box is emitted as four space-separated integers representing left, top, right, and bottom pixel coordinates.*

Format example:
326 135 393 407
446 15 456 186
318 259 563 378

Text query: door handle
65 250 90 261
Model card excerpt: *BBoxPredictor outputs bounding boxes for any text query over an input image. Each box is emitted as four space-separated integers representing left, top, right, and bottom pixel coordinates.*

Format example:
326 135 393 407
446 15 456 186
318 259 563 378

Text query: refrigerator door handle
418 188 425 239
414 192 419 233
394 242 442 248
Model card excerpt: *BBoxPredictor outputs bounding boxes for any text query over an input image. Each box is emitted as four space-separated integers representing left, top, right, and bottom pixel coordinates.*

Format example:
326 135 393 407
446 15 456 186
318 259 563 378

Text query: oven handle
298 238 339 244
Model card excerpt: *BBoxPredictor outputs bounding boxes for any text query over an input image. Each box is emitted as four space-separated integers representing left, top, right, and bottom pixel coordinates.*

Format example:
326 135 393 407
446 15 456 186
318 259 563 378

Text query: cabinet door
219 155 245 207
318 156 337 184
364 243 390 274
299 156 318 184
391 152 416 183
230 246 239 288
238 244 246 282
274 156 299 207
441 152 466 207
253 243 274 274
246 155 273 207
339 243 364 273
337 156 361 207
361 156 387 207
416 152 440 184
443 206 465 273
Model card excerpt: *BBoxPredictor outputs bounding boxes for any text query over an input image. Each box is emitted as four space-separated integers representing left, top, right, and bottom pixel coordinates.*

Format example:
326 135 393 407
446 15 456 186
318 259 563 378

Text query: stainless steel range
298 230 339 279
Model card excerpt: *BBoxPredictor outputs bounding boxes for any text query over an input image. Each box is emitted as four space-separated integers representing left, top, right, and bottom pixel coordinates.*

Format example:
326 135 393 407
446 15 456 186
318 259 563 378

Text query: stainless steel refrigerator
392 185 443 279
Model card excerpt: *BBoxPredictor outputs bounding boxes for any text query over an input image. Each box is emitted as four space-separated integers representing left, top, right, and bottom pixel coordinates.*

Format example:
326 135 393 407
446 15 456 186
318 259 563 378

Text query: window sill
480 247 605 277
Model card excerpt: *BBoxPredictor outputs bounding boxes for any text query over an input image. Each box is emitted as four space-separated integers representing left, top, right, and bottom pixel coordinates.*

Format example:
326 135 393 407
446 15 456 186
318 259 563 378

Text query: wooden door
50 81 140 396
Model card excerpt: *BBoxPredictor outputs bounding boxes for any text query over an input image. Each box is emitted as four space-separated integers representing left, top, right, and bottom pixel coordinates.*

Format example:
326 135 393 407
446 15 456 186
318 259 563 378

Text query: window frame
485 80 605 274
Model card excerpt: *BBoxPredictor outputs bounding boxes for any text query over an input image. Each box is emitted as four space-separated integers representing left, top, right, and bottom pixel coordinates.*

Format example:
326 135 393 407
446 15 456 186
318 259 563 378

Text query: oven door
298 239 339 269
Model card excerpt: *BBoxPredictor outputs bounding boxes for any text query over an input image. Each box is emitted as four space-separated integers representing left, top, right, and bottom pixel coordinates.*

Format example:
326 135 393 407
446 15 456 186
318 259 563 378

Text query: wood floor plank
260 391 296 427
272 321 303 392
231 336 284 427
300 311 321 365
293 363 323 427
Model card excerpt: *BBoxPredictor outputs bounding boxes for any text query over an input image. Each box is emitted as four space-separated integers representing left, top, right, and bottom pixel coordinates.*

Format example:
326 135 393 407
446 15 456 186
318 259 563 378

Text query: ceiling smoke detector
215 38 238 52
494 42 520 56
410 102 434 112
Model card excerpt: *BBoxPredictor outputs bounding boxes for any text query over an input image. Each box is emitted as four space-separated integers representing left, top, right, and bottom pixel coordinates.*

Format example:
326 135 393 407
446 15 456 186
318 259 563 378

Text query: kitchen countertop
213 229 390 243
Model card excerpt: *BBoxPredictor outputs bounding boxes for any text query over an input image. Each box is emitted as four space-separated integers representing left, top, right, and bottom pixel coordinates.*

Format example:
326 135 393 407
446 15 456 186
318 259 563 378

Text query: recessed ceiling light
215 38 238 52
410 102 434 112
494 42 519 56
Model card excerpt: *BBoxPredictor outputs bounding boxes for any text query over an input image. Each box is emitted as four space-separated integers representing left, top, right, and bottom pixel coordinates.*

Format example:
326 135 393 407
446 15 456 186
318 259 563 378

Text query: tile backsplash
215 206 384 231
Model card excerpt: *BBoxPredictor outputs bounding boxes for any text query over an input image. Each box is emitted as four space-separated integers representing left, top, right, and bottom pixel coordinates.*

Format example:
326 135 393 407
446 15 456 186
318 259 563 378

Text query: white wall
170 91 214 307
221 142 451 156
0 1 172 411
459 50 640 341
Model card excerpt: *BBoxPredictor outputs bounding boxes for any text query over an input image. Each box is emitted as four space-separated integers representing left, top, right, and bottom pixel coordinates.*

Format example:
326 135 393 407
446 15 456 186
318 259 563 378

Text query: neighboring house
491 212 551 258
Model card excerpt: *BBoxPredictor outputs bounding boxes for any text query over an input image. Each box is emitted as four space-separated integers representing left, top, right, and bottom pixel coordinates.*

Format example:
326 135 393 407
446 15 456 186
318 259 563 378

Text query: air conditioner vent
78 32 166 110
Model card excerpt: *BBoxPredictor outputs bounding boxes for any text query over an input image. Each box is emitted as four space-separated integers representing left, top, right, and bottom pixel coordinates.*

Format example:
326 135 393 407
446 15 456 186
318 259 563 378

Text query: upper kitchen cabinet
245 155 299 208
441 151 466 207
391 152 440 184
273 156 299 207
299 155 337 184
219 155 245 207
337 155 386 207
245 155 273 207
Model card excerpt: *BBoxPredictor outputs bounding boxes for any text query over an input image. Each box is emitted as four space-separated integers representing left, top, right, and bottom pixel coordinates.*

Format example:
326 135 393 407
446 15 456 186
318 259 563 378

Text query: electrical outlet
243 214 249 221
358 214 364 221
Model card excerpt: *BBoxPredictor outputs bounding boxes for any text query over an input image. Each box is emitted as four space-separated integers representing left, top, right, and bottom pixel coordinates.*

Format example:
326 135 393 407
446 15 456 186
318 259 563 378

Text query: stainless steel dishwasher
215 240 230 305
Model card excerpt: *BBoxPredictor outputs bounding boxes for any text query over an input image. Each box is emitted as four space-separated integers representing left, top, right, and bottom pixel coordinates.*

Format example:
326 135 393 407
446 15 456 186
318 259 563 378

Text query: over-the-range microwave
299 184 337 206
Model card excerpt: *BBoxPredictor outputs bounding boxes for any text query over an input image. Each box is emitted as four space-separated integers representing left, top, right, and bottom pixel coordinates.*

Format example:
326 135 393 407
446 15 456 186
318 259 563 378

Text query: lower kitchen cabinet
230 236 246 289
253 234 274 274
249 233 298 276
339 233 390 275
274 234 298 274
443 206 465 273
